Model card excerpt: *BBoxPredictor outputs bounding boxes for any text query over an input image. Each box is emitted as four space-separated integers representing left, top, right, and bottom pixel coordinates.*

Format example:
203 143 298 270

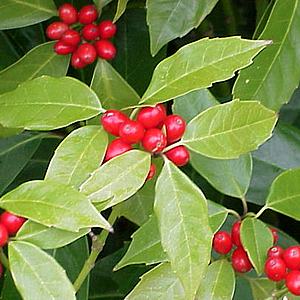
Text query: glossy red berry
0 224 8 247
0 212 26 236
231 221 242 247
46 22 69 40
119 120 145 144
98 20 117 39
268 246 284 259
78 5 98 25
265 257 287 281
231 247 252 273
95 40 116 60
137 105 167 129
283 246 300 270
60 29 81 47
164 115 186 143
76 43 97 65
165 146 190 167
270 228 279 244
142 128 167 153
286 270 300 296
82 24 100 40
71 52 86 69
104 138 132 161
212 231 232 255
54 41 75 55
146 164 156 181
58 3 78 25
101 110 128 136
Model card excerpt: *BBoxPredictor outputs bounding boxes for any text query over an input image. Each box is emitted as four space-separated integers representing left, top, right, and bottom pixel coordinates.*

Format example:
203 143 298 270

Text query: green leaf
172 89 219 123
0 31 20 71
91 59 140 110
125 263 185 300
266 168 300 220
0 132 44 195
113 0 129 22
0 125 22 138
146 0 219 55
1 271 22 300
190 152 252 197
154 160 212 299
141 37 270 105
182 100 277 159
0 180 111 232
233 0 300 111
9 241 76 300
248 278 275 300
196 260 235 300
80 150 151 211
207 200 228 233
45 126 108 189
0 76 102 131
15 221 89 249
115 215 167 270
240 218 273 275
0 0 57 30
0 42 69 95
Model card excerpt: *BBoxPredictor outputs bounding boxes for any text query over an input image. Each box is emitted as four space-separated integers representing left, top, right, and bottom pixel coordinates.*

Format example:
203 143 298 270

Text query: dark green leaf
0 125 22 138
113 0 129 22
1 271 22 300
248 278 275 300
0 31 19 71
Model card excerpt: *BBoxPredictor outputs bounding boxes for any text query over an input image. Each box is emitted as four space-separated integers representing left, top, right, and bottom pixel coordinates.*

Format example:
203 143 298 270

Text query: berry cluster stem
0 248 9 270
162 141 183 153
271 286 288 299
240 196 248 216
73 211 117 292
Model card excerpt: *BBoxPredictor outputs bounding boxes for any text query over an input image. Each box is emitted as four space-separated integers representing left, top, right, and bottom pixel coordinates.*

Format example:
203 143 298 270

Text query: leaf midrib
10 0 56 14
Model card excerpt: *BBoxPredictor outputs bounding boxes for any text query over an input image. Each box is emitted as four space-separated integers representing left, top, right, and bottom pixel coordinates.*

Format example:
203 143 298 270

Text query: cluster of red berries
46 3 117 69
100 104 190 180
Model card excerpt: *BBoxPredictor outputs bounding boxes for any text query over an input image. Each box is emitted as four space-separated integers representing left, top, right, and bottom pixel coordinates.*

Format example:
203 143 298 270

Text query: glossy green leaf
248 278 275 300
15 221 89 249
0 180 111 232
91 59 140 110
115 215 167 270
0 42 69 95
45 126 108 189
154 160 212 299
0 132 44 195
125 263 185 300
80 150 151 210
0 0 57 30
9 241 76 300
146 0 219 55
190 152 252 197
266 168 300 220
0 125 22 138
93 0 113 8
182 100 277 159
233 0 300 111
0 76 102 130
141 37 270 105
240 218 273 275
207 200 228 233
0 31 19 71
1 271 22 300
196 260 235 300
113 0 128 22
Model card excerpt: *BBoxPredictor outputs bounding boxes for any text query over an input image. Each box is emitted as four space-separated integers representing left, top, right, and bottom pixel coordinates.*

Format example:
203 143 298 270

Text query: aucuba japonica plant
0 0 300 299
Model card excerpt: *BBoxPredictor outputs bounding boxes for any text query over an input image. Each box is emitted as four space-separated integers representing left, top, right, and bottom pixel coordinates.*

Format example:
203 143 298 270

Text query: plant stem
73 212 118 292
272 287 288 299
255 206 268 219
226 209 241 220
0 248 9 270
129 108 139 120
240 196 248 216
162 141 184 153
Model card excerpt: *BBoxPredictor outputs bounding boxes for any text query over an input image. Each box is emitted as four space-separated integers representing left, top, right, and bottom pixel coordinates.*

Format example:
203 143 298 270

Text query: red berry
283 246 300 270
142 128 167 153
231 247 252 273
137 105 167 129
76 43 97 65
268 246 284 259
164 115 186 143
46 22 69 40
212 231 232 255
119 120 145 144
146 164 156 181
78 5 98 25
231 221 242 247
71 52 86 69
101 110 129 136
98 20 117 39
165 146 190 167
54 41 75 55
60 29 81 47
270 228 279 244
265 257 287 281
286 270 300 296
0 224 8 247
82 24 100 41
104 138 132 161
95 40 116 60
0 212 26 236
58 3 78 25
